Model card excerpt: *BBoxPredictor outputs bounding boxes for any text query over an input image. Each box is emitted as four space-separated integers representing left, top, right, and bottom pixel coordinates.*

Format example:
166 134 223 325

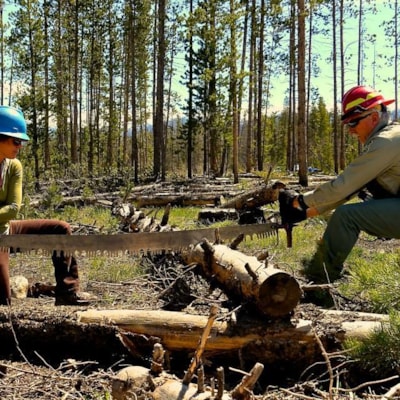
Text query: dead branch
182 305 219 385
231 362 264 400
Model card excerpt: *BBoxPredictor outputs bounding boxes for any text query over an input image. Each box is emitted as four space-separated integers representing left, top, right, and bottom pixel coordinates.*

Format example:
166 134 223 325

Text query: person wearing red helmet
0 106 94 306
279 85 400 300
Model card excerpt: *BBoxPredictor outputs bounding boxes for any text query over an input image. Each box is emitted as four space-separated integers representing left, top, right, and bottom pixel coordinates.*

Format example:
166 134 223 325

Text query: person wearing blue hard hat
0 106 94 306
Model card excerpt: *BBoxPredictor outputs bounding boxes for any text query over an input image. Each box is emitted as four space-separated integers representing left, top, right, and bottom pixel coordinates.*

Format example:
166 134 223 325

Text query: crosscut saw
0 222 279 256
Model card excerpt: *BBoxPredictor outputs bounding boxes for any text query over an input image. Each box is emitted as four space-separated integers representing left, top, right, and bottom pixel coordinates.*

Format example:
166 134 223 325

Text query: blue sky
268 1 397 112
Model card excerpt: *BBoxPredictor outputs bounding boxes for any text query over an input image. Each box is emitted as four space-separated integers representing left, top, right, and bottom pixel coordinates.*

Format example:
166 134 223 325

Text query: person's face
0 137 24 160
345 110 380 144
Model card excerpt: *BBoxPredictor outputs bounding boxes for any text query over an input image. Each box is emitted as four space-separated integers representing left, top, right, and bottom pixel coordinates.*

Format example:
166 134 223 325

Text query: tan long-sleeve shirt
303 122 400 214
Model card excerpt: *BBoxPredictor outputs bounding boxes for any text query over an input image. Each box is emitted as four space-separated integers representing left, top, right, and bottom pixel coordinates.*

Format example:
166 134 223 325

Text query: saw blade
0 222 278 256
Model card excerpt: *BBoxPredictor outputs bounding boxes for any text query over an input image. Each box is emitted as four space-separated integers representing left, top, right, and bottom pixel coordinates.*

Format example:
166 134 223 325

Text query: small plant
344 311 400 378
82 185 94 200
42 181 64 213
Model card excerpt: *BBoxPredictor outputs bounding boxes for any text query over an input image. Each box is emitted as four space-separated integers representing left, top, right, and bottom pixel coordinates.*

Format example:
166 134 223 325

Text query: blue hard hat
0 106 30 141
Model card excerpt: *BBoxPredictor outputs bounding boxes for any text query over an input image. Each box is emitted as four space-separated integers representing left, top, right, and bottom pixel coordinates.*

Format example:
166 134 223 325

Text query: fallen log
218 181 284 210
152 380 216 400
76 308 389 366
181 240 301 317
0 302 391 376
135 193 221 208
112 365 152 400
112 201 174 233
198 207 239 223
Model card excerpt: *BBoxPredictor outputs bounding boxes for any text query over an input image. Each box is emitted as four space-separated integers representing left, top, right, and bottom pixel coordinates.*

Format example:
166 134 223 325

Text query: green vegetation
344 311 400 377
340 248 400 313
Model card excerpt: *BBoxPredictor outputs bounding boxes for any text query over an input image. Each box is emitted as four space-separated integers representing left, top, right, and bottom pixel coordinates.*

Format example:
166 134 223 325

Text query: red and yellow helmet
341 86 395 123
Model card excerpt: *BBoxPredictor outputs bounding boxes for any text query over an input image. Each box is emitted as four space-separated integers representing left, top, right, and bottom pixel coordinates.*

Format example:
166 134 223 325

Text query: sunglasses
346 113 372 128
12 139 24 146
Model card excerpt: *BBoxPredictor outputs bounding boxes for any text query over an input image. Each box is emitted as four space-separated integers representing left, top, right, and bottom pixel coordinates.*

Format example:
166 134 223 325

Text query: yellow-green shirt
0 158 22 233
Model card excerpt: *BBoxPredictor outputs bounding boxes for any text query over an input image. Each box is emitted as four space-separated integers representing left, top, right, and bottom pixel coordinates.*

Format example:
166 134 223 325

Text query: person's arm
303 135 400 213
0 159 22 225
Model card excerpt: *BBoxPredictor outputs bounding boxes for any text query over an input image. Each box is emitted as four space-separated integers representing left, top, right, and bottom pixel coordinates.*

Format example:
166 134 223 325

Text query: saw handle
283 222 293 248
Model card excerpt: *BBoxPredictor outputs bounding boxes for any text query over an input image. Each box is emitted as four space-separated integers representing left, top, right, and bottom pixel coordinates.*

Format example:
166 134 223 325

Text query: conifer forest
1 0 399 186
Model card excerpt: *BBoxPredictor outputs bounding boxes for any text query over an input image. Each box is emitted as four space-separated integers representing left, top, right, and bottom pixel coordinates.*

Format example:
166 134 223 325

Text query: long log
0 303 389 369
135 193 222 208
77 308 389 366
181 240 302 317
218 181 284 210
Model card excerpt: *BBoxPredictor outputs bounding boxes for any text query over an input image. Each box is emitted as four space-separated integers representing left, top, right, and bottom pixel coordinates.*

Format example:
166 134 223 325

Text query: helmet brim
0 131 30 141
342 98 395 124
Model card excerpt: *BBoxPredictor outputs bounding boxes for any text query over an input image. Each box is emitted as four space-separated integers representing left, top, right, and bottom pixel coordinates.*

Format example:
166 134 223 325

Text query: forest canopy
1 0 398 186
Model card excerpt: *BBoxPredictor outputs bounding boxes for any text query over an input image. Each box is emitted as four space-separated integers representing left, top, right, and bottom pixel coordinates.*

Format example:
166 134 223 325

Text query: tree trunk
71 0 79 164
230 0 239 184
187 0 194 179
297 0 308 187
153 0 166 180
256 0 265 172
332 0 339 172
0 304 390 370
339 0 345 170
246 0 255 174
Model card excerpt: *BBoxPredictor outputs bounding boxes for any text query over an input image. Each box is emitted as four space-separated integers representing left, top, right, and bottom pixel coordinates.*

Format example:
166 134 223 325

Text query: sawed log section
181 239 302 317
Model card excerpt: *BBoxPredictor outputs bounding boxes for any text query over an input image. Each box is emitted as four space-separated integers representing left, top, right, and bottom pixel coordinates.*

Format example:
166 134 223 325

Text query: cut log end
258 271 302 317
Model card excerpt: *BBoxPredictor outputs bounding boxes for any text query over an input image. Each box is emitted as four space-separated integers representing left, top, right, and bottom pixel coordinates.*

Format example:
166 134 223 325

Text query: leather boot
53 252 96 306
55 291 96 306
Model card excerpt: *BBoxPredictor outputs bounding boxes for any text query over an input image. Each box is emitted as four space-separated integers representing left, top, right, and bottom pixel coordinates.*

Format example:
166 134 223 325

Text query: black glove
278 189 308 225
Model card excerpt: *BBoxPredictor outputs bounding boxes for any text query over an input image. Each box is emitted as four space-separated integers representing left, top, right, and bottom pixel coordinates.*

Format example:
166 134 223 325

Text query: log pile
103 305 388 400
111 345 264 400
218 181 284 210
112 199 175 233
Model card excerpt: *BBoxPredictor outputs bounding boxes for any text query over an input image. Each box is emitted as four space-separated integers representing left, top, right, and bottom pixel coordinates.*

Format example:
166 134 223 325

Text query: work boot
55 291 97 306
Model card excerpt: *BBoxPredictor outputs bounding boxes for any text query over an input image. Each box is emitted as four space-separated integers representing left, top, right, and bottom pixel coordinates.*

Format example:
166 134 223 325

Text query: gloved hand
278 189 308 225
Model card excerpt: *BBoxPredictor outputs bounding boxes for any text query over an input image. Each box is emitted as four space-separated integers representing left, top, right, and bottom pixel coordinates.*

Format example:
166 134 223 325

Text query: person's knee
60 220 72 235
328 204 358 229
50 220 72 235
332 204 350 219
